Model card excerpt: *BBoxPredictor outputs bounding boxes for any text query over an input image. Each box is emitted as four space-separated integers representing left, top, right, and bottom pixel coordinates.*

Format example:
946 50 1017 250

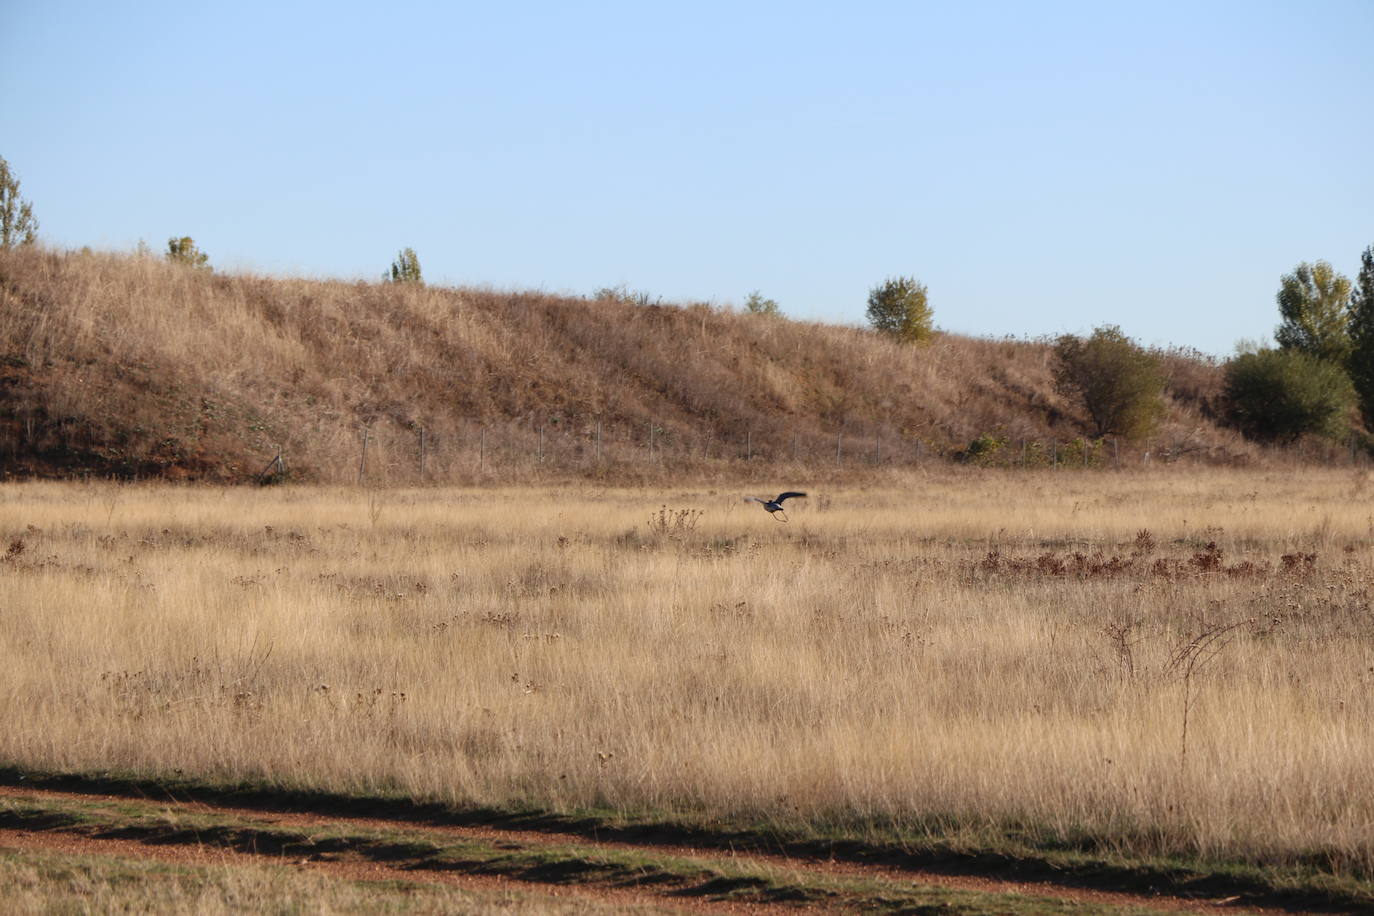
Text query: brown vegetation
2 470 1374 881
0 246 1253 482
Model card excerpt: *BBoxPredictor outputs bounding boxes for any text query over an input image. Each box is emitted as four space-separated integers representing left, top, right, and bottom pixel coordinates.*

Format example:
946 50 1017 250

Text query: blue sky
3 1 1371 355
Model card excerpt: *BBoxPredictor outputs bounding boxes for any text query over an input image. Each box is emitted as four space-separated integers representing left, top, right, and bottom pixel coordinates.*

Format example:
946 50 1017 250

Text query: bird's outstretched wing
774 491 807 503
743 496 766 504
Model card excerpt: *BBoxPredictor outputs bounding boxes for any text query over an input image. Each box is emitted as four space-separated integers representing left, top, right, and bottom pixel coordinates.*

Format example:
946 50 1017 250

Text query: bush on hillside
743 290 780 316
866 276 932 344
387 247 423 284
960 432 1007 465
1053 326 1165 440
592 284 659 307
1224 347 1354 442
166 236 210 270
0 155 38 248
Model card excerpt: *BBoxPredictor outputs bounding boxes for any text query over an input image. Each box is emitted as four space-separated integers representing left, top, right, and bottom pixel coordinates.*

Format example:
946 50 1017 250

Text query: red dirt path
0 785 1328 915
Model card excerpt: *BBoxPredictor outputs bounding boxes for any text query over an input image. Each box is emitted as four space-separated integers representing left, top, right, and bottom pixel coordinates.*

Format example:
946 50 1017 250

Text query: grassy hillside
0 246 1248 482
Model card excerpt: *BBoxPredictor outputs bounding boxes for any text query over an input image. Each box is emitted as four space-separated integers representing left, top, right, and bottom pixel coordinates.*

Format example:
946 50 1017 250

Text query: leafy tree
387 247 423 284
743 290 780 316
1052 325 1165 440
866 276 932 344
1349 245 1374 426
1224 346 1353 442
0 155 39 248
165 236 210 270
1275 260 1352 363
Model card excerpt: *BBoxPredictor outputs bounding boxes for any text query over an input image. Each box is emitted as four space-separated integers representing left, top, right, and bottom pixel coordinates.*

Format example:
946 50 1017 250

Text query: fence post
746 429 752 462
357 427 370 484
836 433 843 466
596 419 602 463
480 428 486 472
539 425 545 464
418 427 426 480
259 445 285 483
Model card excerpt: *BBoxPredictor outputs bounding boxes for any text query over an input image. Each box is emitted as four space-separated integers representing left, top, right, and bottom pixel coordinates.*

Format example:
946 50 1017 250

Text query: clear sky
3 1 1371 355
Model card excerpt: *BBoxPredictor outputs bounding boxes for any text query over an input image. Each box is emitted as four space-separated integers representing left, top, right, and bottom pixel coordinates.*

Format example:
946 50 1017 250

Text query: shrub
0 155 38 248
961 433 1007 465
387 247 423 284
166 236 210 270
866 276 932 344
1224 346 1354 442
1053 326 1165 439
743 290 780 316
592 284 658 306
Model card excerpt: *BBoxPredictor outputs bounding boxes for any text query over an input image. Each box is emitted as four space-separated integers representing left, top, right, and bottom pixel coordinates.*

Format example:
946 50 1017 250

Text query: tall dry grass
2 469 1372 874
0 246 1250 482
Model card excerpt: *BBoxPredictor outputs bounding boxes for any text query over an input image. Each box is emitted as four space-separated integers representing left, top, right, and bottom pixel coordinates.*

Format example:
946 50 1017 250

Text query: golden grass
0 848 614 915
2 469 1372 875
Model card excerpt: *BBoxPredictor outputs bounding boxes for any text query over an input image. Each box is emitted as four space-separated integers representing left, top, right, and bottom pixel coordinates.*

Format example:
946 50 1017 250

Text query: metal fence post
357 427 370 484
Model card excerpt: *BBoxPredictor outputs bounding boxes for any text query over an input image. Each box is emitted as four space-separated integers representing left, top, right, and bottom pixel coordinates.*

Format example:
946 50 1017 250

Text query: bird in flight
744 491 807 521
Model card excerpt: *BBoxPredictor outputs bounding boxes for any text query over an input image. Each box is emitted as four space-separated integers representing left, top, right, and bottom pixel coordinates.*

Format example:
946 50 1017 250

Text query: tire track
0 784 1341 915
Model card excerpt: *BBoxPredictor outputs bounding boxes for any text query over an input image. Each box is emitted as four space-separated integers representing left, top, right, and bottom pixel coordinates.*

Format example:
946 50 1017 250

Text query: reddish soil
0 785 1334 914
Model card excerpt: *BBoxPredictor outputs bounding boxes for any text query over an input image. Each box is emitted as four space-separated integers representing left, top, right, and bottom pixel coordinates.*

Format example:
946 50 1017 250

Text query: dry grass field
1 468 1372 885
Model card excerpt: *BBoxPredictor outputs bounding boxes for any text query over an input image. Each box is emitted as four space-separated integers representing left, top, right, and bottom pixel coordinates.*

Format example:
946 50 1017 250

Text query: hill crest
0 247 1248 482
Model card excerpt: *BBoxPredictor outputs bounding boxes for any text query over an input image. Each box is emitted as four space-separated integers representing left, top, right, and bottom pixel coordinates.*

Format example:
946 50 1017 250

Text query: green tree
866 276 932 344
743 290 780 316
165 236 210 270
1275 260 1352 363
1349 245 1374 427
0 155 39 248
1052 325 1166 439
1225 346 1353 442
387 247 423 284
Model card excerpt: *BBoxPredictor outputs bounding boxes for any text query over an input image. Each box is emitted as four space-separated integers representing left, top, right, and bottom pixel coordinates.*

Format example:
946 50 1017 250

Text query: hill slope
0 247 1246 482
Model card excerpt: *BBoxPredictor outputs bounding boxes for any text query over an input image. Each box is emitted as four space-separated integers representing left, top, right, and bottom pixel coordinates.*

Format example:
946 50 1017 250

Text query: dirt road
0 783 1344 914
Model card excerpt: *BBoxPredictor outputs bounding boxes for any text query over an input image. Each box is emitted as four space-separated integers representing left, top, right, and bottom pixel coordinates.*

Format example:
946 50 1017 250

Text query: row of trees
1223 250 1374 443
1046 247 1374 446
